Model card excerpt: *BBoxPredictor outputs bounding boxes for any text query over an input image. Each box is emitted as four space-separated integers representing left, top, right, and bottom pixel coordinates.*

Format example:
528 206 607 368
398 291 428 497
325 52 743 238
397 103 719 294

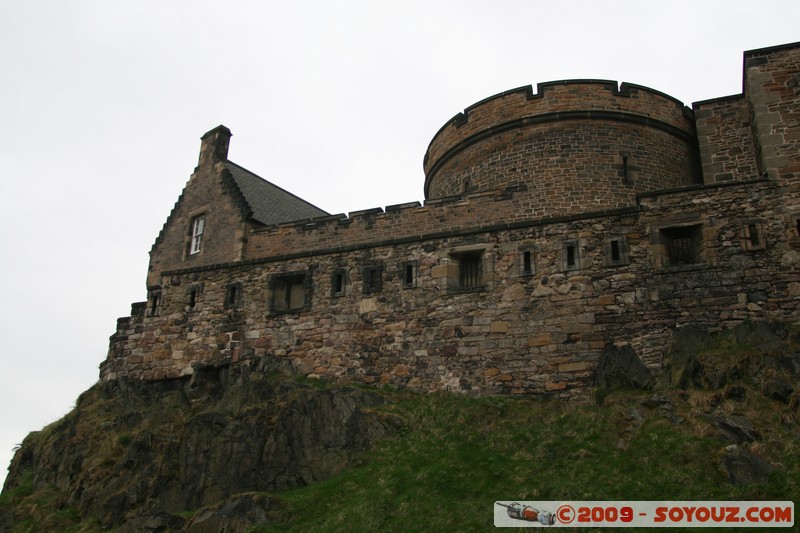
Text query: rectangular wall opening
271 273 309 313
331 270 346 297
224 283 242 309
148 290 161 316
402 261 419 289
363 265 383 294
457 251 483 289
561 241 580 271
610 240 620 262
659 224 704 266
188 288 197 309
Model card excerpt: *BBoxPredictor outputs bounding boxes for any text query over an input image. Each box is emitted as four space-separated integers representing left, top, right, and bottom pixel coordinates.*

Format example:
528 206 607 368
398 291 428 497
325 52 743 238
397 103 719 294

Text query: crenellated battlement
239 185 536 261
429 81 690 149
424 81 694 178
422 80 702 205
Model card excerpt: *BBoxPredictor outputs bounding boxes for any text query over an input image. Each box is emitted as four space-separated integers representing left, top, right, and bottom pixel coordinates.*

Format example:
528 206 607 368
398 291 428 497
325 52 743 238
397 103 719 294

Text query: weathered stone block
559 361 590 373
528 334 551 347
489 321 509 333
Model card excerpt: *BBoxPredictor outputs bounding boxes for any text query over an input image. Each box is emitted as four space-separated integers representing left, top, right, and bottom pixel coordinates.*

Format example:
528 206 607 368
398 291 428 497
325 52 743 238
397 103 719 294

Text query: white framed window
190 215 205 255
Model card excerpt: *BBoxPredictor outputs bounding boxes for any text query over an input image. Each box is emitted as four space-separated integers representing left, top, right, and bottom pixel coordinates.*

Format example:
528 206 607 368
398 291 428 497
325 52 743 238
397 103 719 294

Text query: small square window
190 215 205 255
224 282 243 309
603 236 629 266
438 245 492 294
460 254 482 288
363 265 383 294
519 247 536 277
147 290 161 317
655 224 704 267
270 273 310 313
739 221 766 251
561 241 580 271
402 261 419 289
453 251 483 289
186 284 203 310
331 269 347 297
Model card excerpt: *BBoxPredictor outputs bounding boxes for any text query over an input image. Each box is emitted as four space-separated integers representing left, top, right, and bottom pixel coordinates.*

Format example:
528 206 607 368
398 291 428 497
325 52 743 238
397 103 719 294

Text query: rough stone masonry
101 41 800 401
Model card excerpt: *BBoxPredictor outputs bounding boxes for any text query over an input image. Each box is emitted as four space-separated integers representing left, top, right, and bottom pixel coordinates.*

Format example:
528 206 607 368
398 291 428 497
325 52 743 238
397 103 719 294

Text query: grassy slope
258 387 797 532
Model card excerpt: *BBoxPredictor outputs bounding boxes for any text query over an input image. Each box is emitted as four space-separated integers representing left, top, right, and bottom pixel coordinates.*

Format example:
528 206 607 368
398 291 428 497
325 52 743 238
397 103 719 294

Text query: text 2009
577 506 633 523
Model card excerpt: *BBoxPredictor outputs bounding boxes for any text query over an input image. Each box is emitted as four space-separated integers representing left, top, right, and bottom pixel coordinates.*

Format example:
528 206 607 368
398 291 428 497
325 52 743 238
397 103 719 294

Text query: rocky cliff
1 361 402 531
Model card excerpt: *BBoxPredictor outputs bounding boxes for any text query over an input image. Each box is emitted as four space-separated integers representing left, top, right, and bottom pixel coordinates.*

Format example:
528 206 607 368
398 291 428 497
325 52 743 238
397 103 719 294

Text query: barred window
659 225 703 266
270 273 310 313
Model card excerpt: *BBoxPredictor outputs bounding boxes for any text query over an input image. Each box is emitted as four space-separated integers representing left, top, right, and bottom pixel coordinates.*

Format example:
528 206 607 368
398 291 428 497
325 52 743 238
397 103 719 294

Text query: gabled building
147 125 328 289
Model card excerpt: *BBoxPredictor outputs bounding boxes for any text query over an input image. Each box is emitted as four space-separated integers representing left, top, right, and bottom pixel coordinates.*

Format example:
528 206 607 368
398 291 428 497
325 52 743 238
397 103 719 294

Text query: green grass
252 390 798 532
0 471 91 533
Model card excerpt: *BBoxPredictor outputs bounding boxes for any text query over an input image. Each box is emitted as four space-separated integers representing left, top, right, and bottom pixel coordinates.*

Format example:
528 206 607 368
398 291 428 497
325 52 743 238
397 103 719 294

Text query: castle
100 42 800 399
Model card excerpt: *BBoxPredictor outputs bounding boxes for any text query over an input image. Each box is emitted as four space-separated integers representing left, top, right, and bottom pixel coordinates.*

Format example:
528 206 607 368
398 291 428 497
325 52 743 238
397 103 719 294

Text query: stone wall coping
692 93 745 109
160 175 771 279
251 185 526 236
161 205 642 278
637 177 768 200
429 80 691 143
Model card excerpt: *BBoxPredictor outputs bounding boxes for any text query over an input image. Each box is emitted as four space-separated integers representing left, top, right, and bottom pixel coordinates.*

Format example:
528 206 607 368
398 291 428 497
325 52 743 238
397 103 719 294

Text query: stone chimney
198 125 232 167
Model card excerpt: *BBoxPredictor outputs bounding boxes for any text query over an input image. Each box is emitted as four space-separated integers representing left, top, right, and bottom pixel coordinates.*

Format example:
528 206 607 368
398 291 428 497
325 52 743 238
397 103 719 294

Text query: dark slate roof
225 161 329 226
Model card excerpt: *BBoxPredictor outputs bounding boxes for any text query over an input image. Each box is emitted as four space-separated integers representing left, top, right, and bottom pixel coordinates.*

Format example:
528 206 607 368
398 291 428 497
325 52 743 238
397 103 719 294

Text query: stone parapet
103 177 800 400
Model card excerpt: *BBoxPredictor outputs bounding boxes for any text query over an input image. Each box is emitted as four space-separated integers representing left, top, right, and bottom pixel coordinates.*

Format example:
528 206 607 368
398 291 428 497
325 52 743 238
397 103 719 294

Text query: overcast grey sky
1 0 798 486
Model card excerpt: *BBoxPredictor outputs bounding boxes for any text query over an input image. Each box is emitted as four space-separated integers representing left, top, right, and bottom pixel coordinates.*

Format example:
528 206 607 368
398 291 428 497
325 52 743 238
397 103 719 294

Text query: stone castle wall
693 96 759 184
100 42 800 399
101 176 800 399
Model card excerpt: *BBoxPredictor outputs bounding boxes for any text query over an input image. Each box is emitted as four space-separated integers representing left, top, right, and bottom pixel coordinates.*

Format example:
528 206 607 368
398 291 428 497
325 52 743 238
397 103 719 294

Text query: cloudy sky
0 0 798 486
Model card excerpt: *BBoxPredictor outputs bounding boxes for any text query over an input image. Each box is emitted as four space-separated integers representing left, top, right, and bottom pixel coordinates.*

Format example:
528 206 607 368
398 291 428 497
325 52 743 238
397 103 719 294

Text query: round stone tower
423 80 701 216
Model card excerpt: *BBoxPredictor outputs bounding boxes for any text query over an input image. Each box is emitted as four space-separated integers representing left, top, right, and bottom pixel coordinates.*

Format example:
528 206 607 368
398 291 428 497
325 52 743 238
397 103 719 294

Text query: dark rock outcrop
596 344 653 393
708 414 759 444
185 493 280 533
1 363 402 530
763 377 794 404
666 322 800 399
719 445 776 485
